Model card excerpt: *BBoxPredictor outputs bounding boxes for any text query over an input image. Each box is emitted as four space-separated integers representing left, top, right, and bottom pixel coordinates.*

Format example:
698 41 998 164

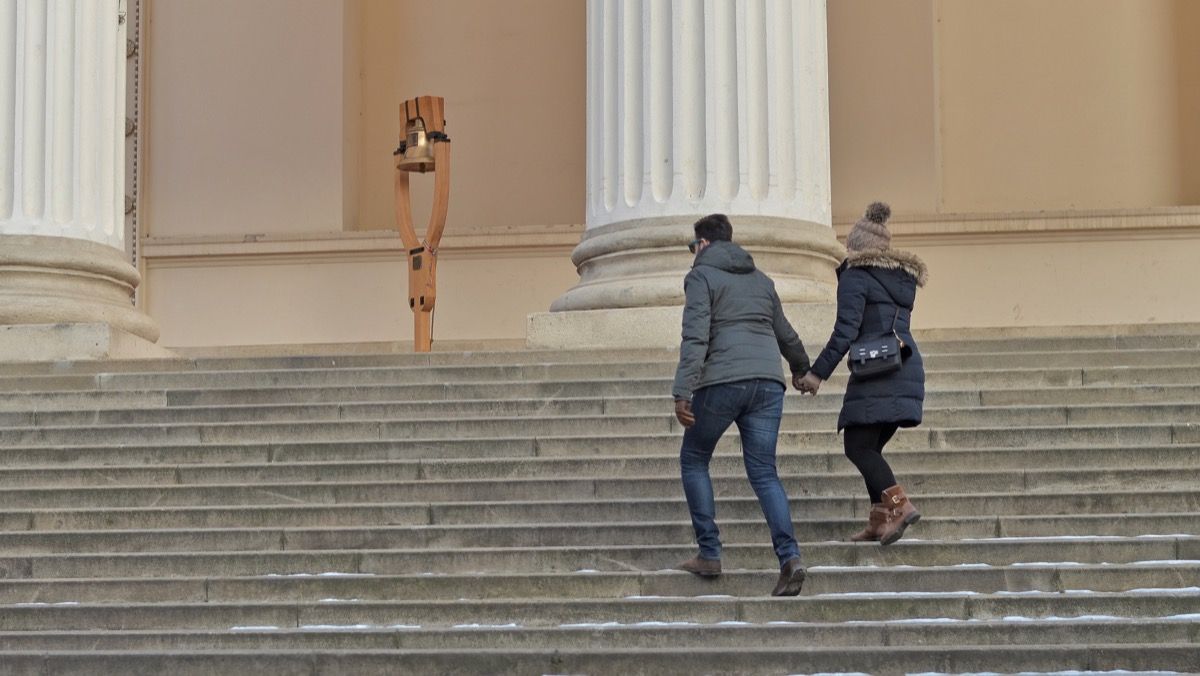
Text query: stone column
528 0 842 349
0 0 167 360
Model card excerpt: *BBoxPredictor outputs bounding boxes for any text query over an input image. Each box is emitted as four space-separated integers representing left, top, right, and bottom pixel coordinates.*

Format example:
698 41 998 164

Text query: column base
0 234 161 345
550 218 843 312
0 323 176 362
527 303 837 350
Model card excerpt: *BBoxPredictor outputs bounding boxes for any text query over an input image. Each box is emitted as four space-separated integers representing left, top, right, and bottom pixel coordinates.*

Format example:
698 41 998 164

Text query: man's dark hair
693 214 733 242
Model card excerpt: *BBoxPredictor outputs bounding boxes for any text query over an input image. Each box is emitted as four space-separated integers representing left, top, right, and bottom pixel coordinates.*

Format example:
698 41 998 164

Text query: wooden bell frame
392 96 450 352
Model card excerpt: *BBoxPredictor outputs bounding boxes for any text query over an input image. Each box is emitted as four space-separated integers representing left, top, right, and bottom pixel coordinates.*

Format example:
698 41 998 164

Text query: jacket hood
845 248 928 287
694 240 756 274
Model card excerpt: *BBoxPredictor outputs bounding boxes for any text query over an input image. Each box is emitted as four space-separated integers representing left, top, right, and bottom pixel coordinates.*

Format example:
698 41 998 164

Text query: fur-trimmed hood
845 248 928 287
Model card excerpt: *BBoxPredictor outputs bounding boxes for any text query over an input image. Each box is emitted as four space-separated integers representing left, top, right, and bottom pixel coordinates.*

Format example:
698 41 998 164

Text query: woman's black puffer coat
810 249 929 431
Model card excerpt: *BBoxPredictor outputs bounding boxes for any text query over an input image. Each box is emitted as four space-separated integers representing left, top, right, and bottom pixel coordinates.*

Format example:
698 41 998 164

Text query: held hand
674 399 696 428
794 372 823 396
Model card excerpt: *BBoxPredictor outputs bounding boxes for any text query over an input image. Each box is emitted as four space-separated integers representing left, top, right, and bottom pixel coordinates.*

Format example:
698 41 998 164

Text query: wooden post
392 96 450 352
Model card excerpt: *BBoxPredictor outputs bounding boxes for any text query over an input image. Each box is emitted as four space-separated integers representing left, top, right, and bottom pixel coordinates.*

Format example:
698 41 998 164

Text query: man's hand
794 372 823 396
674 399 696 428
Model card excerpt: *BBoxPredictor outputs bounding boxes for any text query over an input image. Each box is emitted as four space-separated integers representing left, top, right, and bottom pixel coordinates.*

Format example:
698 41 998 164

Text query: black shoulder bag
846 270 911 381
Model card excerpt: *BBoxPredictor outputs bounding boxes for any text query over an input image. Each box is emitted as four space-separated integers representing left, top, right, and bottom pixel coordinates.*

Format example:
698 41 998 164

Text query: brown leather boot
878 485 920 546
849 503 889 542
678 555 721 578
771 557 806 597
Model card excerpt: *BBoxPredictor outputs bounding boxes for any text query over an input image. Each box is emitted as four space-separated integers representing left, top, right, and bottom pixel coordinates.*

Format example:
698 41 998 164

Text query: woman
796 202 928 545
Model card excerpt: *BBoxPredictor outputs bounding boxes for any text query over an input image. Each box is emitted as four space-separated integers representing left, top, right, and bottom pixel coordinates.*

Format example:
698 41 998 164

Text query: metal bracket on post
392 96 450 352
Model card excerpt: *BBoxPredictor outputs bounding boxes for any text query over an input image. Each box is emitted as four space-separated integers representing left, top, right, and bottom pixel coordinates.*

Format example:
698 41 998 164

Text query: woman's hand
794 371 823 395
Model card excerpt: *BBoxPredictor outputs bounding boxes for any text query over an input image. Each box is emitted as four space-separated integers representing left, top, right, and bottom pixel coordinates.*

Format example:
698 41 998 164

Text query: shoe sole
771 568 806 597
880 512 921 546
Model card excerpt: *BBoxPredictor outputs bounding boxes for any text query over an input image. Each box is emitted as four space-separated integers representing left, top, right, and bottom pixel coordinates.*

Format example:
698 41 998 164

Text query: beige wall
140 0 586 347
828 0 940 219
937 0 1198 212
356 0 586 232
144 0 358 236
1174 1 1200 203
828 0 1200 218
146 242 579 347
906 234 1200 329
137 0 1200 348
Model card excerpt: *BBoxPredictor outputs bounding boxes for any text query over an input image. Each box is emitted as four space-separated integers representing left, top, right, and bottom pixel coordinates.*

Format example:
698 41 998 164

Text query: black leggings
843 423 899 504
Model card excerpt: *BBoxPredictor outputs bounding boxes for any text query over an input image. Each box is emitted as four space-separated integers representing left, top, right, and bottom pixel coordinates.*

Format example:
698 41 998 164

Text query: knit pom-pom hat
846 201 892 252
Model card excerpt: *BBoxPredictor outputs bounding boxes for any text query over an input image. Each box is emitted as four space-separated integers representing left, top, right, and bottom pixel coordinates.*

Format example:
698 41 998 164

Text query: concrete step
0 415 684 447
2 429 1198 470
982 383 1200 406
0 334 1195 673
917 332 1200 353
7 398 1200 431
2 416 1198 450
3 347 1198 386
0 332 1193 375
3 490 1195 531
2 445 1198 487
423 490 1200 526
0 349 682 376
1 562 1195 603
139 376 1200 408
0 344 1198 381
0 619 1196 651
0 591 1198 631
11 361 1200 395
927 348 1200 369
5 386 1199 432
1 644 1197 676
0 391 968 424
7 377 1191 415
0 467 1195 508
2 513 1198 554
0 537 1195 578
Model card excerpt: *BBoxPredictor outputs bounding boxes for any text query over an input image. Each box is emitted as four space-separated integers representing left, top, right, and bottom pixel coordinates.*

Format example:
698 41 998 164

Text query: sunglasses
687 238 704 254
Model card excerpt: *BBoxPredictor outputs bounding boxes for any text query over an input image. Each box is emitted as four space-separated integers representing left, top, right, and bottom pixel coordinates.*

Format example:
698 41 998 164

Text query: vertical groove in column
711 0 738 201
771 0 796 202
676 0 704 201
111 0 125 246
602 0 618 213
648 0 671 202
48 0 74 224
20 0 45 220
745 0 768 200
0 0 16 220
586 0 601 221
97 0 118 241
620 0 642 208
77 0 97 234
796 0 829 216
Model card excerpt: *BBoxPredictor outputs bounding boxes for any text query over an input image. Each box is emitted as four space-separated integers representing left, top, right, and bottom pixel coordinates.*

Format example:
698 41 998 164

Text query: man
672 213 811 597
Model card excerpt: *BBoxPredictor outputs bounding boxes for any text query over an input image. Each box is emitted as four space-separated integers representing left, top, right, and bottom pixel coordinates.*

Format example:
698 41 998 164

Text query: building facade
2 0 1199 356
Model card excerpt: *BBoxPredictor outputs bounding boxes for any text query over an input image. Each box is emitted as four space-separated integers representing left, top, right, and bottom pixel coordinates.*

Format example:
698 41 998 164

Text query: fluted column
0 0 161 350
548 0 842 317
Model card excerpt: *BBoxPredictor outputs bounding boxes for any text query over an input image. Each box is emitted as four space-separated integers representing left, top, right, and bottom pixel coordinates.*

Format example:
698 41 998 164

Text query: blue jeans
680 378 800 566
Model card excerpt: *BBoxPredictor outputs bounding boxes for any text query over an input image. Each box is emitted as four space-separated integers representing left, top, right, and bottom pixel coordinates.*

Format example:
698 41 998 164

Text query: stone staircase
0 331 1198 674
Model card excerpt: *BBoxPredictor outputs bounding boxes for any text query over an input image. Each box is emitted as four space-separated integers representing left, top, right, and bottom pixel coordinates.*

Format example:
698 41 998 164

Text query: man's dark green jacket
671 240 811 401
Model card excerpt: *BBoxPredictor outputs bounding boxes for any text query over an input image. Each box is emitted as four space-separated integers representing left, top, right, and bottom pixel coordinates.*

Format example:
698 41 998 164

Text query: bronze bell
396 116 436 173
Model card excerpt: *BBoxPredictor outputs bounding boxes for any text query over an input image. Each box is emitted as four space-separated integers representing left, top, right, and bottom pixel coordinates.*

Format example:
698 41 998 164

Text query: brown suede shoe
849 503 889 542
879 484 921 546
678 555 721 578
770 557 805 596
